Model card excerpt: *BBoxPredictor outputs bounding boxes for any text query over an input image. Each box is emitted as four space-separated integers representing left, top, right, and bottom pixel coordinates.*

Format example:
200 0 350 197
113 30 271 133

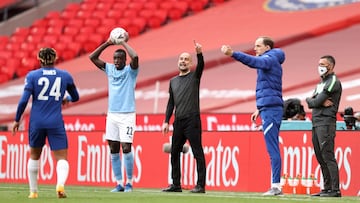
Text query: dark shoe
320 190 341 197
311 189 331 196
162 184 182 192
190 185 205 193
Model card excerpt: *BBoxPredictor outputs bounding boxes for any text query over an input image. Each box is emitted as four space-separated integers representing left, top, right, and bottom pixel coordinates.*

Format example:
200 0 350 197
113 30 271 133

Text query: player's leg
162 119 186 192
261 108 283 196
48 127 69 198
122 142 133 192
27 128 46 198
119 112 136 192
106 113 124 192
315 125 341 197
184 115 206 193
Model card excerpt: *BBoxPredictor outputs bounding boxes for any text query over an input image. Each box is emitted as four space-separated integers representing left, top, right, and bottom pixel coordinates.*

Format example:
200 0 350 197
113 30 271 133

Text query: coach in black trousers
161 41 206 193
306 55 342 198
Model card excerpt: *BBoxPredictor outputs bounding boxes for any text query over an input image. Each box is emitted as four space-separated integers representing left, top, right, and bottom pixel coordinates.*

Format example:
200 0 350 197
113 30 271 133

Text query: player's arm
162 86 174 135
221 45 271 70
66 83 80 102
194 41 204 79
12 90 31 135
120 41 139 70
306 92 329 108
89 39 113 71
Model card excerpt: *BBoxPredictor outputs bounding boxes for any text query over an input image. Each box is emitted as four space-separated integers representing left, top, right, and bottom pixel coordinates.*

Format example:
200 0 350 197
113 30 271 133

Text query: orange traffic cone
281 174 292 194
309 174 320 195
294 174 306 194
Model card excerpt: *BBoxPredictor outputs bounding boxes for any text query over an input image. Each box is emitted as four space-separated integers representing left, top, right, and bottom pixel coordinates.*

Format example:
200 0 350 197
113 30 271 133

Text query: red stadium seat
112 2 127 10
42 35 59 47
0 74 9 84
96 19 117 36
58 35 74 44
77 10 92 20
20 42 36 53
84 18 101 27
0 58 5 67
17 50 30 59
64 26 80 36
0 36 9 46
47 18 65 27
74 32 88 45
79 26 95 34
80 2 97 12
6 58 21 78
107 10 122 19
45 11 61 19
67 42 83 56
61 10 78 20
21 57 39 71
0 49 12 60
128 2 143 12
189 0 209 13
95 2 112 11
60 49 77 61
6 42 21 52
0 60 16 79
46 25 63 35
64 2 81 12
26 34 43 44
67 19 84 28
143 1 158 10
13 27 31 38
92 10 107 19
30 26 47 36
10 35 26 44
32 18 48 28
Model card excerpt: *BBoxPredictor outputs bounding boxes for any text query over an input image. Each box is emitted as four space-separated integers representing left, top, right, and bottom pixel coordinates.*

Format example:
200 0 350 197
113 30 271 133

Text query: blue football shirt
15 67 79 128
105 63 138 113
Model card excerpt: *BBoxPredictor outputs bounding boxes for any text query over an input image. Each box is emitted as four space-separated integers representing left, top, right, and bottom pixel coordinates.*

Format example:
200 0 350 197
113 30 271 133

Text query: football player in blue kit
12 47 79 199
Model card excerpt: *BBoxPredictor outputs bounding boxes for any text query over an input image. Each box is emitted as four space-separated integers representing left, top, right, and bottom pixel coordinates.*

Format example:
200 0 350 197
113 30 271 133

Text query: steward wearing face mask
306 55 342 197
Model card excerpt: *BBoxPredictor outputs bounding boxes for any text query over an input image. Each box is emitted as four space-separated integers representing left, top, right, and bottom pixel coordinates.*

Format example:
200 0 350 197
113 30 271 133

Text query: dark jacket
306 73 342 126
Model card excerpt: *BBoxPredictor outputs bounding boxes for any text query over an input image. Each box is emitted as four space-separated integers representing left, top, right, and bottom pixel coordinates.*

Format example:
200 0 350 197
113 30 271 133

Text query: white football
110 27 129 44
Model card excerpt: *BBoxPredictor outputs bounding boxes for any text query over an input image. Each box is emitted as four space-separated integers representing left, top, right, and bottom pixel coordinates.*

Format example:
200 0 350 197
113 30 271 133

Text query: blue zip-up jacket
232 48 285 110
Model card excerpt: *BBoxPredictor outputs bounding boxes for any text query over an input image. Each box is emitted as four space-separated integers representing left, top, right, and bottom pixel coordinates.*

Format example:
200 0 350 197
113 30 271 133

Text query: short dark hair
321 55 335 67
38 47 57 66
115 49 126 57
260 36 274 49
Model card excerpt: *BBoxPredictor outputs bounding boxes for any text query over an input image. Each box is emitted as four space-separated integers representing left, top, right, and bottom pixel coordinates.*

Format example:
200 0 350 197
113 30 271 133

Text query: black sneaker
311 189 331 196
320 190 341 197
190 185 205 193
162 184 182 192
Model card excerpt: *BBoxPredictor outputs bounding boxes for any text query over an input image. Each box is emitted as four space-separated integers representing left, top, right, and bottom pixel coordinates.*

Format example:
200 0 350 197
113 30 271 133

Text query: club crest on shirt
265 0 360 11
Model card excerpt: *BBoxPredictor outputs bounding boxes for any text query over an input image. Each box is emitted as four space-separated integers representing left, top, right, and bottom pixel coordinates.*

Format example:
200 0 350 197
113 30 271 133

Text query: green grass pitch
0 184 357 203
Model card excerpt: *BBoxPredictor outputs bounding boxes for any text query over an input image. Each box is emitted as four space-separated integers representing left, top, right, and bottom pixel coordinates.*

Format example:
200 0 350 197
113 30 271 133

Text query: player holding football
12 47 80 199
89 31 138 192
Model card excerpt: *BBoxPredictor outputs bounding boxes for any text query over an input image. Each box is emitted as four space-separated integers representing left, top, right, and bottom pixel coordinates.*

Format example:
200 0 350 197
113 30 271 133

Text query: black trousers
312 125 340 191
171 115 206 187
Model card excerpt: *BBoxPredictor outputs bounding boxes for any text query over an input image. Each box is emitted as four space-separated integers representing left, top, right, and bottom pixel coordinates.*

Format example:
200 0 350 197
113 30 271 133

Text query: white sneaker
263 187 283 196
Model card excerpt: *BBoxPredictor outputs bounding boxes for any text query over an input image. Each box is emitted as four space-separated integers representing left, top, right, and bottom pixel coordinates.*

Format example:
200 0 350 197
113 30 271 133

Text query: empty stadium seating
0 0 230 84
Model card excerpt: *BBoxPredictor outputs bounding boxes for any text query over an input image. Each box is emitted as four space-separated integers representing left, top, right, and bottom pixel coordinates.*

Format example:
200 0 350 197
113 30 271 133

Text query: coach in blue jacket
221 36 285 196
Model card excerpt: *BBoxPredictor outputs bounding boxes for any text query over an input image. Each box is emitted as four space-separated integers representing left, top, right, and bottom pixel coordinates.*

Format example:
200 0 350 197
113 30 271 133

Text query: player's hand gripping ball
110 27 129 44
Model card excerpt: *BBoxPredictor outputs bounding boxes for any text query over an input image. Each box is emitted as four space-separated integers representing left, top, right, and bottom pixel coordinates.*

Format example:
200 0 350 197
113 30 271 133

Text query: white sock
126 178 133 185
56 159 69 186
272 183 281 190
27 159 39 193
